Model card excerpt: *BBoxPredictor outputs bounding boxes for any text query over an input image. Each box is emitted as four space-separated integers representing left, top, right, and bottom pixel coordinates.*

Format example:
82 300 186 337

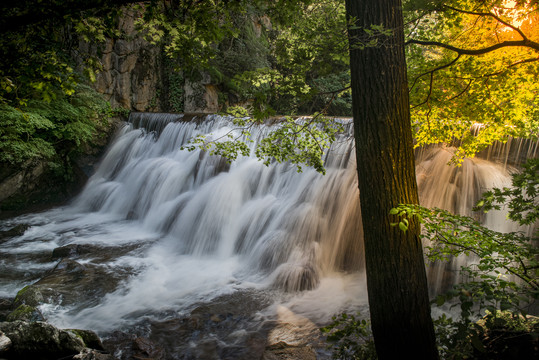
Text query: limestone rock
0 331 11 353
262 306 319 360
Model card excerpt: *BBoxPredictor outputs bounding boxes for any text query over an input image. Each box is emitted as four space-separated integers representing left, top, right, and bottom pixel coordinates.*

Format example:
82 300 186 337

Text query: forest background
0 0 538 359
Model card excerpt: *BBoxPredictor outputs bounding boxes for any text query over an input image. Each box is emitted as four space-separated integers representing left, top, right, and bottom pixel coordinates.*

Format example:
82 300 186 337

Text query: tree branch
407 38 539 55
409 54 461 107
443 5 527 40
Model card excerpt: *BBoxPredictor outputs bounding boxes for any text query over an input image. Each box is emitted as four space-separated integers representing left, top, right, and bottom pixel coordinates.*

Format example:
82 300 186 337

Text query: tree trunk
344 0 439 358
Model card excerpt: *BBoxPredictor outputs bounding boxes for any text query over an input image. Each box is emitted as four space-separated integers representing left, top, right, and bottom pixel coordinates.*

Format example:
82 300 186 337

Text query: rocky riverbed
0 222 337 360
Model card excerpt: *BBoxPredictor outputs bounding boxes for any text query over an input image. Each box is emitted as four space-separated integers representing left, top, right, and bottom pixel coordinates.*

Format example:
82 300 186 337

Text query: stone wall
81 7 219 114
184 74 220 114
83 9 162 112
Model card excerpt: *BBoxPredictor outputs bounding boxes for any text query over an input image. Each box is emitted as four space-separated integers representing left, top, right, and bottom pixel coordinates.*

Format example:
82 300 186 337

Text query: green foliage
404 0 539 162
135 1 247 72
433 312 490 359
0 4 116 107
168 72 185 113
0 1 122 186
268 0 351 115
0 105 55 163
392 203 538 317
0 85 110 166
255 115 344 174
183 110 344 174
320 312 377 360
211 15 271 96
434 310 539 359
0 43 79 106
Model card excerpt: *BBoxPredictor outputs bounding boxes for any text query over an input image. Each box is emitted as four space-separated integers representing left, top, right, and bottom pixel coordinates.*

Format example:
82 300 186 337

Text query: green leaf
398 222 408 232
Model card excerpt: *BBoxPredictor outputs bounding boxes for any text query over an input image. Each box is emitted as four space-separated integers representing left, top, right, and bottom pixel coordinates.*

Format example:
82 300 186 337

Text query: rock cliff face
83 7 219 114
1 5 259 215
82 8 162 112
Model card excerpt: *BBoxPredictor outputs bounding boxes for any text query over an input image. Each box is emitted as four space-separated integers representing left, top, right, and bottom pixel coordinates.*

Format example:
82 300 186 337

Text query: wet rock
99 290 277 360
0 299 12 321
101 332 166 360
51 244 93 260
192 338 219 360
262 306 320 360
0 320 85 360
33 258 120 307
68 329 106 351
6 304 44 322
133 336 165 359
0 331 11 352
13 285 45 308
272 263 320 292
0 224 29 241
11 284 61 317
73 348 116 360
262 343 317 360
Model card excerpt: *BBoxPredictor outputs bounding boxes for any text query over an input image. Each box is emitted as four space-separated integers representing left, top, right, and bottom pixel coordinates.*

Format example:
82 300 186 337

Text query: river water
0 113 529 358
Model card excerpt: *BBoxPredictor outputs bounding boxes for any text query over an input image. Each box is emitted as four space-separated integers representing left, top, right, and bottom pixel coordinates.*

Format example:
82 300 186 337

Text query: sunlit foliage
405 0 539 162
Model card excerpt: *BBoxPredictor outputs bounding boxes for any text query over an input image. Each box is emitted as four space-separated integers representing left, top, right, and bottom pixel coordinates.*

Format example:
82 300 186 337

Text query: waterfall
73 114 363 288
0 113 530 332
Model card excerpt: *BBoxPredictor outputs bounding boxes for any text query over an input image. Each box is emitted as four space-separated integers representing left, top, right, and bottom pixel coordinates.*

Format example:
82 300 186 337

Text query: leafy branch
442 5 528 40
181 106 345 174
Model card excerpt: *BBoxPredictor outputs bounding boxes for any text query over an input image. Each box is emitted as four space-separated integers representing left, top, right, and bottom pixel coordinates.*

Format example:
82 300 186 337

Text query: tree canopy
2 0 536 170
405 0 539 161
177 0 538 166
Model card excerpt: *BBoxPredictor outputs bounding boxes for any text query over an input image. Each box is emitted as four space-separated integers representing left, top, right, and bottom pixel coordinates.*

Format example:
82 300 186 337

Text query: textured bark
345 0 439 358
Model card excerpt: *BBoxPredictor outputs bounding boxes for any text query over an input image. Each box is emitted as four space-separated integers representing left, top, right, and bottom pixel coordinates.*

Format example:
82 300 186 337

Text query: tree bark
344 0 439 358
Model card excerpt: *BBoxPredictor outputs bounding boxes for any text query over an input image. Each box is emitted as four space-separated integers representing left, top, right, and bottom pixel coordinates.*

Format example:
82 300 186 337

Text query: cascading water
0 114 365 331
415 146 530 295
0 113 530 358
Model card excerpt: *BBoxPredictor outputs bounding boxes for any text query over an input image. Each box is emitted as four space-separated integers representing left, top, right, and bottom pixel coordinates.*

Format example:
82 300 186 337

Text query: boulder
0 321 85 360
13 285 44 308
262 306 319 360
0 224 29 241
6 304 44 322
0 299 12 321
68 329 105 351
0 321 111 360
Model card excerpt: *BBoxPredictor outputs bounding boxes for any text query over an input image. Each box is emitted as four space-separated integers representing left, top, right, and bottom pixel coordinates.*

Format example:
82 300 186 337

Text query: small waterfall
0 112 531 332
73 113 363 294
416 146 532 294
452 123 539 167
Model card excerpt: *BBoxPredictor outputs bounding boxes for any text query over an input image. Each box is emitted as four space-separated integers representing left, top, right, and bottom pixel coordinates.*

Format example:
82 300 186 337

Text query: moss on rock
6 304 44 322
